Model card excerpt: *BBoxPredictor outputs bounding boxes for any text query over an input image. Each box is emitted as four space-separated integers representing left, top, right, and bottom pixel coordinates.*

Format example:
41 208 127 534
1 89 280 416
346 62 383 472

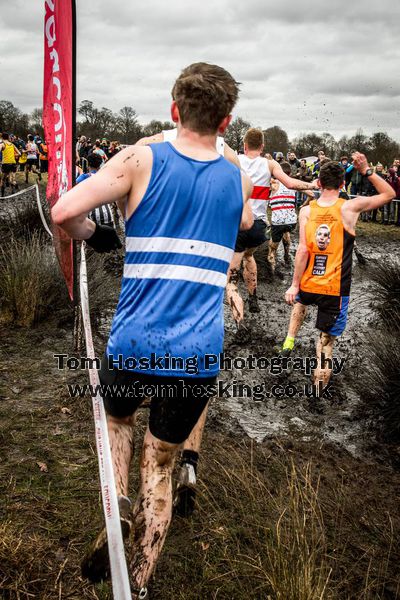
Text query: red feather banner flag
43 0 77 301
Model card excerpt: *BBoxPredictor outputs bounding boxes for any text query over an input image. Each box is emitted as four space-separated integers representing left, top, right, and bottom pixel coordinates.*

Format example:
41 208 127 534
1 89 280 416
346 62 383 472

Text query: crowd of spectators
273 149 400 226
1 131 400 226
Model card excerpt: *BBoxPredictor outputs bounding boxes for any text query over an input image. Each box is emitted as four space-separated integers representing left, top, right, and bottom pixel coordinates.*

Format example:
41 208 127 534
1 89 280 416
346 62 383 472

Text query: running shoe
81 495 132 582
248 294 260 313
173 462 197 518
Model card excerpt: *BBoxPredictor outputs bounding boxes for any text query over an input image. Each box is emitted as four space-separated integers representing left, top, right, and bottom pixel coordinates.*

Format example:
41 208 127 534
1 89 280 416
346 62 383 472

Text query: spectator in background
100 138 110 157
77 135 90 172
385 167 399 225
295 158 313 206
312 149 326 177
275 151 284 163
108 141 121 159
287 150 300 176
92 140 108 163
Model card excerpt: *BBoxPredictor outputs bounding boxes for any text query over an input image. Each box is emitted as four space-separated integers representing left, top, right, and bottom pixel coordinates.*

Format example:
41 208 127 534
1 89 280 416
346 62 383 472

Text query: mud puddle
92 231 398 459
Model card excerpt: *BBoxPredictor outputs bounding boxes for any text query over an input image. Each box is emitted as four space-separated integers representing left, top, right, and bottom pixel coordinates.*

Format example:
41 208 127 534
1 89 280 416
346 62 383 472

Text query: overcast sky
1 0 399 140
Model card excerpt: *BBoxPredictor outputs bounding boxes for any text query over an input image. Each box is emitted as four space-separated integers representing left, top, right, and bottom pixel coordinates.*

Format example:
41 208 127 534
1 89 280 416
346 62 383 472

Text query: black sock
181 449 199 474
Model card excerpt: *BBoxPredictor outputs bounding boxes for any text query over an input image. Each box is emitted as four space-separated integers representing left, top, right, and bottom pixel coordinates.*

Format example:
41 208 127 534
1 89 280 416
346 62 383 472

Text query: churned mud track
216 223 400 459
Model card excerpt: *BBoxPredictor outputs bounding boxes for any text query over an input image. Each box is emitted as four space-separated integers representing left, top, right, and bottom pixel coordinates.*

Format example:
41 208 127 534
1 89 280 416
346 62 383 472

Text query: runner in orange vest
280 153 395 392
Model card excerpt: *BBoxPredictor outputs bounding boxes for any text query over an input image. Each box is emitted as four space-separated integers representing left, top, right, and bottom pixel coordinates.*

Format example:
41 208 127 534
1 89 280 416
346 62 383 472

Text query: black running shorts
235 219 268 253
296 290 350 336
99 355 217 445
1 163 17 174
271 223 296 243
26 158 38 169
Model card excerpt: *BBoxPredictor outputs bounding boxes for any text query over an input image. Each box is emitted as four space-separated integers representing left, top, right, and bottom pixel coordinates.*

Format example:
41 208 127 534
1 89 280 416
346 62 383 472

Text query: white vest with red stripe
162 128 225 156
269 182 297 226
238 154 271 223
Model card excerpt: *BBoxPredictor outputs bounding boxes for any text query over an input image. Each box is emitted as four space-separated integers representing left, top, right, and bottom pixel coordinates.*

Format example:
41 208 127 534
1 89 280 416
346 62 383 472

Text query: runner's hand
285 285 299 305
352 152 369 175
86 223 122 253
310 179 319 190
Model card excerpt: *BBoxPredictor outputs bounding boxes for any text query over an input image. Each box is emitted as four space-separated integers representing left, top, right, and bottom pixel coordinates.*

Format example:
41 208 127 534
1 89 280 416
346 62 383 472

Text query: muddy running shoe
248 294 260 313
132 587 149 599
173 462 197 518
81 495 132 582
272 345 292 358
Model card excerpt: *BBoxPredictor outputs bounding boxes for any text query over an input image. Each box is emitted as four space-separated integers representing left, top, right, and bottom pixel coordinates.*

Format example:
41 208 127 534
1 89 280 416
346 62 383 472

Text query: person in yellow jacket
280 153 395 392
0 132 20 195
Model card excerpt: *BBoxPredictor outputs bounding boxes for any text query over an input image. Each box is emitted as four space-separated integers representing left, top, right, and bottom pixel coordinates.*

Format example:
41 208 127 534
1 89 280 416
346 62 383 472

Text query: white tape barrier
0 183 37 199
79 242 132 600
0 183 54 236
34 184 53 237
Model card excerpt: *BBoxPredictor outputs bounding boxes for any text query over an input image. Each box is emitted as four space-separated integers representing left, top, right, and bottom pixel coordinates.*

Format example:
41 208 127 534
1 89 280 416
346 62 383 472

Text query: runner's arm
239 172 254 231
51 146 143 238
285 205 310 305
224 143 240 168
269 159 318 191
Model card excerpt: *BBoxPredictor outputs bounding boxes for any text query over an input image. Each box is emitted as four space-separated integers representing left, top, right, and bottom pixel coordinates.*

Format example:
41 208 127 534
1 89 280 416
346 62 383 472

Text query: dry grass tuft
0 233 69 326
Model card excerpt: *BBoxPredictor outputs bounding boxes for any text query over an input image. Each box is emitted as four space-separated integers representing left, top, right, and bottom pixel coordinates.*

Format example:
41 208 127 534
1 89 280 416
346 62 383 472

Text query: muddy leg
267 241 279 274
181 404 208 454
282 232 291 265
313 332 335 391
288 302 308 338
226 251 245 324
107 413 135 497
242 249 257 295
130 428 179 589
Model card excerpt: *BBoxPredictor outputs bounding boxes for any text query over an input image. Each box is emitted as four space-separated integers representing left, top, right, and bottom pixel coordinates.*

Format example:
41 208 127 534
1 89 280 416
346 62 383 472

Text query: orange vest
300 198 355 297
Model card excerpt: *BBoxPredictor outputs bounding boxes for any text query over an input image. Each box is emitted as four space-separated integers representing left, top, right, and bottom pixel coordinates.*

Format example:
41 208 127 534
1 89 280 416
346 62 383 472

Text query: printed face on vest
315 224 331 251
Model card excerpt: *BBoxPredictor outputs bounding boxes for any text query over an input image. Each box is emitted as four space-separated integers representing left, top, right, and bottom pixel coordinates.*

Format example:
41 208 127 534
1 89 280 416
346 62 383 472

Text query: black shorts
271 223 296 243
99 356 217 445
296 290 350 336
235 219 268 253
1 163 17 174
26 158 38 169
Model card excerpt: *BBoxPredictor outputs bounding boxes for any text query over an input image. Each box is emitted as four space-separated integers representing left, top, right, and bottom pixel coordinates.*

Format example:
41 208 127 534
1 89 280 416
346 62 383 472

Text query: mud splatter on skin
107 414 135 496
130 433 178 589
117 174 124 179
123 152 136 163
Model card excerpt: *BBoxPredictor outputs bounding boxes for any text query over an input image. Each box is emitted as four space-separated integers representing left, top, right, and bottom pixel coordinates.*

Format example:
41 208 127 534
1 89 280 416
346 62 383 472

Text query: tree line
1 99 399 166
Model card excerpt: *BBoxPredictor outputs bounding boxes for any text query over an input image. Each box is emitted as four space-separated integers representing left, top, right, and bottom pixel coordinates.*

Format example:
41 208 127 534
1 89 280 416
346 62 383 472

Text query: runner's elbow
51 203 71 226
240 213 254 231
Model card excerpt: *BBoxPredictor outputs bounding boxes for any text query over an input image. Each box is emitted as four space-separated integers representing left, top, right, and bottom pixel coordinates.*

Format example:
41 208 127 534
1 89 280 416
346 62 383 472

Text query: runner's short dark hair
243 128 264 150
88 153 103 169
2 132 9 140
319 161 345 190
172 62 240 135
280 161 291 176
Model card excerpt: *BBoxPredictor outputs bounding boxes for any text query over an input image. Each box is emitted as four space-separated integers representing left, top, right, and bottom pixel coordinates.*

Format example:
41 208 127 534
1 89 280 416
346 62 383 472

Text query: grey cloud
0 0 398 141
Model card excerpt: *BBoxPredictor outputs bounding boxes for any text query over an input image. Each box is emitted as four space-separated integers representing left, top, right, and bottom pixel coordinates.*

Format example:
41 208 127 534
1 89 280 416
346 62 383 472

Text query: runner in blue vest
52 62 253 598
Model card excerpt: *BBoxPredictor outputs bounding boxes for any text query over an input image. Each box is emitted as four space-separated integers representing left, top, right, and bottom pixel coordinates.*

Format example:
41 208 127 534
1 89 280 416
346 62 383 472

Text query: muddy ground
0 187 400 599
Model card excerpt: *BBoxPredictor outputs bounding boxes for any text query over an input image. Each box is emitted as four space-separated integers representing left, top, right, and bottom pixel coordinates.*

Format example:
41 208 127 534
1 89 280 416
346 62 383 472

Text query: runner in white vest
226 128 318 324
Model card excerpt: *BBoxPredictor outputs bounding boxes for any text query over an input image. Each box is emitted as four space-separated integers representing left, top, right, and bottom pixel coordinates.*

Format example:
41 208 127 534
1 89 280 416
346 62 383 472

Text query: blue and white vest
106 142 243 377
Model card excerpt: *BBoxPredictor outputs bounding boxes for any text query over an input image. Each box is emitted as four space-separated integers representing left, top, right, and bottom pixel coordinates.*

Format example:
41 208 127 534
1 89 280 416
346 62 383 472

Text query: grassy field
0 184 399 599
